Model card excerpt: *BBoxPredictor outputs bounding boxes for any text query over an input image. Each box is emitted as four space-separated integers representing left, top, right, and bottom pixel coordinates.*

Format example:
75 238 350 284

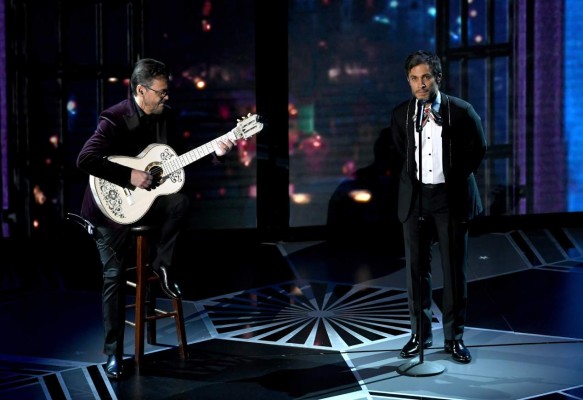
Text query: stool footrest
125 308 179 323
146 311 179 321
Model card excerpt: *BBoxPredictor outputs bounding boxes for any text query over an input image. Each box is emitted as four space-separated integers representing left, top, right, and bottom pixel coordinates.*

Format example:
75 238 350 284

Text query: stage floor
2 226 583 399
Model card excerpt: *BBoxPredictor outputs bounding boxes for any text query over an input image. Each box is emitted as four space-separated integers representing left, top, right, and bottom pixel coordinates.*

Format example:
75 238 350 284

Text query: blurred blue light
373 15 390 25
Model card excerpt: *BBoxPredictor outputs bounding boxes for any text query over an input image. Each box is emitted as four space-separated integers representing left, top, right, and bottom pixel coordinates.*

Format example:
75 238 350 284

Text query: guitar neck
162 131 236 177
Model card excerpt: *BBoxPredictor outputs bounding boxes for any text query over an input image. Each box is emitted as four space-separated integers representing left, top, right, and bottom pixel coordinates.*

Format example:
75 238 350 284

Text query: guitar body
89 113 263 225
89 144 184 225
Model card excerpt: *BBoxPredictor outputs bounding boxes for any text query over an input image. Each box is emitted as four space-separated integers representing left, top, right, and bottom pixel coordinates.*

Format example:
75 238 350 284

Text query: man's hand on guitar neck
215 138 236 157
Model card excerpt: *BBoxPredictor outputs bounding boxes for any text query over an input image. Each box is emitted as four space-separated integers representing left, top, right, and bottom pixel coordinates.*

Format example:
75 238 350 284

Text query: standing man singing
77 58 235 379
391 50 487 363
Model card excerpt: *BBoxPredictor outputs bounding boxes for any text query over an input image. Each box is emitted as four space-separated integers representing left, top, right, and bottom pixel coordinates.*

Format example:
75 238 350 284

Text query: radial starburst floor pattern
199 280 442 350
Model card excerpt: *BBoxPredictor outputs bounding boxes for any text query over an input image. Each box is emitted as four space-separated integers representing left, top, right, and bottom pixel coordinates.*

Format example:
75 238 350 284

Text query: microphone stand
397 99 445 377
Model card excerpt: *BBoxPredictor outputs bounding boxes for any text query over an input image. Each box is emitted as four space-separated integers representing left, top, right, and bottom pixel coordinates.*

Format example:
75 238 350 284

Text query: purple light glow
0 0 8 237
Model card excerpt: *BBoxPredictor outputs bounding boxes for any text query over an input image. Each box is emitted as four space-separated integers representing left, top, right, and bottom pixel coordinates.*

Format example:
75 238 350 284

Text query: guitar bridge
124 188 135 205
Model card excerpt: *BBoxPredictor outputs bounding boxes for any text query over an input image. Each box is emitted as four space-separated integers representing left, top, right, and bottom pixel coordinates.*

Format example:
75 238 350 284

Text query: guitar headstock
234 113 263 140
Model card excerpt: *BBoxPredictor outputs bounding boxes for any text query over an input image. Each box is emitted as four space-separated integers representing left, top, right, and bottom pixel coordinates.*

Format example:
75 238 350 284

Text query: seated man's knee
171 193 190 214
103 267 124 281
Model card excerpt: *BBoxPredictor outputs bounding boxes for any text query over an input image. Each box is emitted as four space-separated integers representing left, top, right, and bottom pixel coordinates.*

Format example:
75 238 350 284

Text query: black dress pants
402 184 468 341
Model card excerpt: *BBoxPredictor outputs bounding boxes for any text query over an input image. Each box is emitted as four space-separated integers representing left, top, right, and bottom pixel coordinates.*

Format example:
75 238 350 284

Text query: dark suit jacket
390 93 487 223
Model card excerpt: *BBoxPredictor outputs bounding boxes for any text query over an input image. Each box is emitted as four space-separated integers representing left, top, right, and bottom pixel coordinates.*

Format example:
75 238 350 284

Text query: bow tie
427 108 443 126
421 104 443 127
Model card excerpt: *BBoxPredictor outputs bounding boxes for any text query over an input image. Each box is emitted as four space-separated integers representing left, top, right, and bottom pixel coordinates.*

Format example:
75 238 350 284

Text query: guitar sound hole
146 165 163 187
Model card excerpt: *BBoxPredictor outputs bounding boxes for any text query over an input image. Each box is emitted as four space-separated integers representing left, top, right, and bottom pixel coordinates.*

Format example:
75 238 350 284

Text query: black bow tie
428 109 443 126
420 105 443 128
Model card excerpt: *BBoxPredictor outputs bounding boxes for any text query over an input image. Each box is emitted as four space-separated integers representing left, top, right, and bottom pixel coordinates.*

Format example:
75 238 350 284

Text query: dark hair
404 50 442 80
130 58 169 95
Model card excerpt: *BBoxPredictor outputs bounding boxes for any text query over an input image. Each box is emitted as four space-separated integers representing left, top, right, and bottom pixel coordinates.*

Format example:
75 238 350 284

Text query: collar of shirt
416 91 441 117
429 91 441 113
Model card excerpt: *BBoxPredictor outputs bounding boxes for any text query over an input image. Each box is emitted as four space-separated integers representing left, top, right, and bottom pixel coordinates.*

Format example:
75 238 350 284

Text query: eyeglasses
143 85 168 98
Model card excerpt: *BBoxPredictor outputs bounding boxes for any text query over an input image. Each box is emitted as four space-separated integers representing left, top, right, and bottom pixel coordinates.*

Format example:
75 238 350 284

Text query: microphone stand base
397 359 445 377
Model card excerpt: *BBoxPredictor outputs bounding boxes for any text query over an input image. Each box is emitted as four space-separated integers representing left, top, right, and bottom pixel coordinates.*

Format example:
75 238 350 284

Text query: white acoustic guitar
89 113 263 225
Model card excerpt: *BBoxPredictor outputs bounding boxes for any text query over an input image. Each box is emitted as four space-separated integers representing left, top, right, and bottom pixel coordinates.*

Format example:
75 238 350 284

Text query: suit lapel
123 99 141 132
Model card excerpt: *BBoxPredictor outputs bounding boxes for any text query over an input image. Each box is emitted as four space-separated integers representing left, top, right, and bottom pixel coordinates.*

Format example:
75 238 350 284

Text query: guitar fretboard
161 131 236 178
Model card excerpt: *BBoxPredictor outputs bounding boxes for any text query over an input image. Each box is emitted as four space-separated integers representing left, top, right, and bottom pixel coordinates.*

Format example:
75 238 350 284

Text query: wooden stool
125 225 188 368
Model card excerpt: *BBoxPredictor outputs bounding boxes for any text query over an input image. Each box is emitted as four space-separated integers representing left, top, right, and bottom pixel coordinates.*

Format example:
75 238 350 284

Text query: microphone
416 99 427 132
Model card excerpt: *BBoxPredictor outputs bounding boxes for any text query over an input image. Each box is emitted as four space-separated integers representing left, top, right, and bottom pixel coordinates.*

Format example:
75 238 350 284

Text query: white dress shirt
414 92 445 185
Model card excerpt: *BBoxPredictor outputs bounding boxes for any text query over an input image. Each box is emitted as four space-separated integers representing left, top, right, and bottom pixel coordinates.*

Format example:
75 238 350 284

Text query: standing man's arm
465 103 487 175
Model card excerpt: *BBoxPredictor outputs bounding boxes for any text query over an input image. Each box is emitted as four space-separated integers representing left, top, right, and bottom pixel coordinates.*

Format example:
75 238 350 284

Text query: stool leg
146 284 157 345
134 234 148 368
172 298 188 359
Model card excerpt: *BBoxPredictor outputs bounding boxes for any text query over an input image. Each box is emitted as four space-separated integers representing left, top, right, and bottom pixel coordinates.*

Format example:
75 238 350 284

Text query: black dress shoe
105 355 123 379
400 334 433 358
444 339 472 363
155 266 182 299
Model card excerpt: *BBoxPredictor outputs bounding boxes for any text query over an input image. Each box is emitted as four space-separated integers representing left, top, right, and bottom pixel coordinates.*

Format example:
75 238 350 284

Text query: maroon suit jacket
77 97 177 227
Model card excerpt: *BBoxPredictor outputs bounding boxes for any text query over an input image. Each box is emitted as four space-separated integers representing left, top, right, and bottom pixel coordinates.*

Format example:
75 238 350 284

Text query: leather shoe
400 334 433 358
155 266 182 299
444 339 472 363
105 355 123 379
